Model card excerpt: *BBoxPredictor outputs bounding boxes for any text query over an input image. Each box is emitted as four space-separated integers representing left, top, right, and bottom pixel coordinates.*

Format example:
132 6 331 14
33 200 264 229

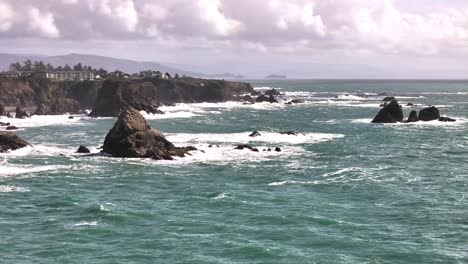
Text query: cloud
0 0 466 56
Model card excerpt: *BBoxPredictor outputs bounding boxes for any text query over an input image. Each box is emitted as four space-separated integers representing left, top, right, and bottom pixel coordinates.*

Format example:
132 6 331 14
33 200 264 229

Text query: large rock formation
406 110 419 123
0 104 5 116
102 107 195 160
418 106 440 121
0 131 30 153
33 104 50 115
256 94 278 103
15 106 29 119
371 100 403 123
49 98 82 114
90 78 253 117
264 88 282 96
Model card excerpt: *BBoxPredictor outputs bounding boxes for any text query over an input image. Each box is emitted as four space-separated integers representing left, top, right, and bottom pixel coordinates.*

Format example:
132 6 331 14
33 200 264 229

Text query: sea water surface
1 79 467 264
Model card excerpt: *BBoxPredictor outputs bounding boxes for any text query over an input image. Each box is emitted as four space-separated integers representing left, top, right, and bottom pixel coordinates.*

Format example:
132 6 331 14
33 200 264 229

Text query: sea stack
0 131 30 153
406 110 419 123
418 106 440 121
102 107 195 160
371 100 403 123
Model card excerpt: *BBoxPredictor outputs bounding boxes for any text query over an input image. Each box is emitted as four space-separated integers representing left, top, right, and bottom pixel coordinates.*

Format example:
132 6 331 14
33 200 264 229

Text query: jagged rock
249 131 261 137
235 144 254 150
418 106 440 121
250 90 262 96
15 106 28 119
280 131 299 135
6 126 18 130
382 96 396 102
33 103 50 115
0 131 30 153
285 99 304 105
275 147 282 152
406 110 419 123
102 107 194 160
438 117 456 122
256 94 278 103
76 145 91 153
241 95 255 104
264 88 282 96
0 104 5 116
371 100 403 123
49 98 82 114
0 122 10 126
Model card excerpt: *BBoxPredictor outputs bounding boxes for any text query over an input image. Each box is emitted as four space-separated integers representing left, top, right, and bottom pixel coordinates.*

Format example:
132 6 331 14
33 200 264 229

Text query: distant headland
265 74 287 79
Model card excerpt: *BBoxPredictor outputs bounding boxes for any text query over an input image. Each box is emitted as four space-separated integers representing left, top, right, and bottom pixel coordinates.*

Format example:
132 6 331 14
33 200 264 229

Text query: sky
0 0 467 78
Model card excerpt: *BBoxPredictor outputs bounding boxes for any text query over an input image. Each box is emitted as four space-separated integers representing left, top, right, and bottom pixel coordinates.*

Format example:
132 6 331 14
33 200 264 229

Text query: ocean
1 79 467 263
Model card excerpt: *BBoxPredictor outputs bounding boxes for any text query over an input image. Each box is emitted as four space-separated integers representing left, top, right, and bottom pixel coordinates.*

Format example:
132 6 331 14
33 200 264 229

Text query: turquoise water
1 80 467 263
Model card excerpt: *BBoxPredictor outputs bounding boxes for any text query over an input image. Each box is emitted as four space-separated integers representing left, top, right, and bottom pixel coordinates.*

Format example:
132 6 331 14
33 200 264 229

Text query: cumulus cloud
0 0 467 55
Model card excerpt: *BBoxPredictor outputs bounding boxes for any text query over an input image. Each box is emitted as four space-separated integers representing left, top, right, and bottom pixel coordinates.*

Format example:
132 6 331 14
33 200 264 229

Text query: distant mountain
0 53 244 79
265 74 287 79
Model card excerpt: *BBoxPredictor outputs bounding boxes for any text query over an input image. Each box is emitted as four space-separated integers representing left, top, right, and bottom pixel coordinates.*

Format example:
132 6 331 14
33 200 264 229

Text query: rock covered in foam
102 107 195 160
0 131 30 153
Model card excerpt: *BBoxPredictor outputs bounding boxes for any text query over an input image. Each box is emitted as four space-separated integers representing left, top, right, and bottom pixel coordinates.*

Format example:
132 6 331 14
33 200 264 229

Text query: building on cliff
36 71 95 81
0 71 20 78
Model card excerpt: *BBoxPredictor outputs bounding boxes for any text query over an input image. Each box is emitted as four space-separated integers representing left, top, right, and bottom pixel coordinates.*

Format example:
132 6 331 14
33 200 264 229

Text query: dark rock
378 93 389 96
252 148 259 152
235 144 254 150
280 131 299 136
241 95 255 104
264 88 282 96
249 131 261 137
438 117 456 122
250 90 262 96
382 96 396 102
33 103 50 115
6 112 13 118
0 104 5 116
285 99 304 105
267 148 272 151
406 110 419 123
256 94 278 103
275 147 282 152
15 106 29 119
0 131 30 153
406 103 414 106
49 98 82 114
68 116 74 119
0 122 10 126
418 106 440 121
77 145 91 153
371 100 403 123
102 107 194 160
6 126 18 130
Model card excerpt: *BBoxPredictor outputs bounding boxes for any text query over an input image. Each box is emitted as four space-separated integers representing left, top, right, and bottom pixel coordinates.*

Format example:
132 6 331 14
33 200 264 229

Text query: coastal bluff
0 76 253 117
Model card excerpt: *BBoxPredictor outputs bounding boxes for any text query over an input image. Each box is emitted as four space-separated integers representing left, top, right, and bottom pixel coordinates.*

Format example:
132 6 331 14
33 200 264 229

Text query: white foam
74 221 98 226
0 144 77 157
0 114 88 128
166 131 344 145
0 163 71 177
254 86 283 91
0 185 30 192
268 180 317 186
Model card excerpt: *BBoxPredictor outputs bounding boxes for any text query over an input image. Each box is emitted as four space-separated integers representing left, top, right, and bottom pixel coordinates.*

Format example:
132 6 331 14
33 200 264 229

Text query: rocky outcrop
15 106 29 119
6 126 18 130
0 131 30 153
76 145 91 153
0 104 4 116
280 131 300 135
49 98 82 114
406 110 419 123
102 107 195 160
235 144 259 152
241 95 255 104
256 94 278 103
418 106 440 121
371 100 403 123
33 104 50 115
0 122 10 126
382 96 396 102
438 117 456 122
285 99 304 105
264 89 282 96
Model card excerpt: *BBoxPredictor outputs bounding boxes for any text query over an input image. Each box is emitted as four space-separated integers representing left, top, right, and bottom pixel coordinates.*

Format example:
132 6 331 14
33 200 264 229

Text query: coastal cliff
0 77 253 116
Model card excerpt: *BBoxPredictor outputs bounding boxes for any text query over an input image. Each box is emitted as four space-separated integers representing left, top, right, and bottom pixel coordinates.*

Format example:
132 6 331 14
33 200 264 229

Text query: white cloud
28 7 59 38
0 1 14 32
198 0 241 36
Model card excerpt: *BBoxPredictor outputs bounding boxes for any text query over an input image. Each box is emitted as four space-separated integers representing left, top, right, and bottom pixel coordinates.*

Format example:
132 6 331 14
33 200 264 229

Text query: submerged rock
406 110 419 123
0 131 30 153
418 106 440 121
438 117 456 122
6 126 18 130
102 107 195 160
280 131 300 136
371 100 403 123
15 106 29 119
249 131 261 137
77 145 91 153
285 99 304 105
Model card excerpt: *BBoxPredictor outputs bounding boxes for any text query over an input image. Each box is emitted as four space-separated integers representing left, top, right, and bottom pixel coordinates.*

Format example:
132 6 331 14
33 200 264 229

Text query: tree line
9 60 108 75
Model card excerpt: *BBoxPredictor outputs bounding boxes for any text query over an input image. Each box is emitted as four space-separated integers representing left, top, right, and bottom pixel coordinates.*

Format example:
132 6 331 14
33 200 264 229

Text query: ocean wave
74 221 99 226
0 185 30 192
0 114 88 128
0 162 71 177
166 131 344 145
